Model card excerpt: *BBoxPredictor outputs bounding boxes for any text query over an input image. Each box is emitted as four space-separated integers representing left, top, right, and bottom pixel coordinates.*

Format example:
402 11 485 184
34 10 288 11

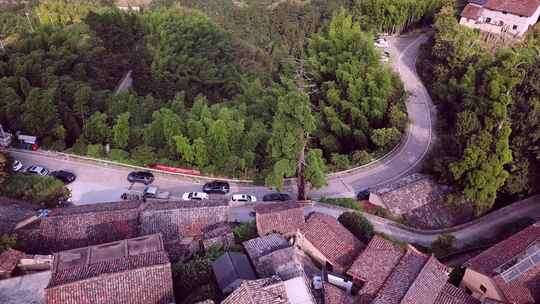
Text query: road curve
308 33 435 198
4 34 434 203
308 194 540 248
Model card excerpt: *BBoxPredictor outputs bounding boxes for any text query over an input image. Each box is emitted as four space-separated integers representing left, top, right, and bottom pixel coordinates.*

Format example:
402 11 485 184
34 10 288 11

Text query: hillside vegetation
0 0 445 188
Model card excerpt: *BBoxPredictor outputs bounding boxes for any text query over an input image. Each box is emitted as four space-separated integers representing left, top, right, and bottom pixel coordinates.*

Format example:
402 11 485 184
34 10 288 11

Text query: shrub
232 221 258 243
319 197 362 211
172 256 214 302
131 145 157 166
86 144 104 158
431 234 456 258
331 153 351 170
107 148 129 162
0 151 9 184
371 127 401 149
352 150 372 166
338 211 374 243
0 234 16 253
1 175 71 208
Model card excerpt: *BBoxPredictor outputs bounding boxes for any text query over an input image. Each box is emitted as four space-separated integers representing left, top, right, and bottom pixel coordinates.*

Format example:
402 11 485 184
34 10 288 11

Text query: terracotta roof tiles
484 0 540 17
348 236 405 301
255 203 305 237
300 213 363 271
0 249 24 276
461 4 484 20
434 283 480 304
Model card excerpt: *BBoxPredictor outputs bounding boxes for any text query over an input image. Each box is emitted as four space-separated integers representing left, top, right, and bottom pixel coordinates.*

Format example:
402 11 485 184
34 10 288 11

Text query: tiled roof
255 203 305 236
484 0 540 17
203 222 232 239
257 247 319 280
460 4 483 20
300 213 363 271
400 256 449 304
434 283 480 304
371 246 429 304
324 282 353 304
45 234 174 304
143 200 228 211
40 202 141 252
493 262 540 304
0 249 24 275
372 174 451 216
348 236 405 302
243 234 289 263
212 252 256 292
140 200 228 240
47 201 143 217
221 277 289 304
464 221 540 275
47 234 167 287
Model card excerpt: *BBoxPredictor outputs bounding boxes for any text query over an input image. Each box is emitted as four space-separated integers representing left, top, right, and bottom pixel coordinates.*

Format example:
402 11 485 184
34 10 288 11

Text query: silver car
26 165 49 176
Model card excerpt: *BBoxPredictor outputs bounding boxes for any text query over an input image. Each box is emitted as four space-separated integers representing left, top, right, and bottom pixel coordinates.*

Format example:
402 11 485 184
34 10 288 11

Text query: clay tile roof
493 263 540 304
300 213 363 271
47 201 143 217
0 249 24 275
347 236 405 301
434 283 481 304
40 202 142 252
255 203 305 236
371 246 430 304
324 282 354 304
400 255 449 304
484 0 540 17
464 221 540 275
460 4 483 20
221 277 289 304
256 247 319 280
47 234 168 288
143 200 228 211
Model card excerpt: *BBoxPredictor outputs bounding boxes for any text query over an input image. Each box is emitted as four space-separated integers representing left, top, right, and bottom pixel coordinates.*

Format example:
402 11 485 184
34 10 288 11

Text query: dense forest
418 5 540 213
0 0 446 186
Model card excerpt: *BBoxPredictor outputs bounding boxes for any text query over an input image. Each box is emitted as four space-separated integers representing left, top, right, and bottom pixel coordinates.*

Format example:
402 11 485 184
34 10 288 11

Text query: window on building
498 20 504 26
503 11 508 14
486 17 492 23
513 25 518 30
480 285 487 293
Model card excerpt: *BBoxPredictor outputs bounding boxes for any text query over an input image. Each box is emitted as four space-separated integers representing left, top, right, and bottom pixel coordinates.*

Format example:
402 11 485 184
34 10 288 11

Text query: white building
115 0 152 12
459 0 540 37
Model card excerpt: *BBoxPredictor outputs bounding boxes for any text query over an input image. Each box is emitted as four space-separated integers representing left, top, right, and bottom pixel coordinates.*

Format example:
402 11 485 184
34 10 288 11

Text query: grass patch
319 197 362 211
1 175 71 208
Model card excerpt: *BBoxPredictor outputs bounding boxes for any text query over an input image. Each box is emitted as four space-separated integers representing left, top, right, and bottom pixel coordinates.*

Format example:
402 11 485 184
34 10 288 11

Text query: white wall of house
460 6 540 37
461 268 506 302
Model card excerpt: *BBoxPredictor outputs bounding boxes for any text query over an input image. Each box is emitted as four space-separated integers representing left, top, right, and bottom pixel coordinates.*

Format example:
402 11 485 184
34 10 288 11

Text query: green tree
174 135 193 164
266 83 327 200
371 127 401 149
337 211 374 243
84 112 110 144
192 138 208 169
112 112 130 149
431 234 456 258
0 152 9 184
0 234 16 254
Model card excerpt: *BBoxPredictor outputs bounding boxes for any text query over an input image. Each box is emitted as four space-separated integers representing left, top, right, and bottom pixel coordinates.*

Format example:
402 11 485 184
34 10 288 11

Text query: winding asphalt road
9 33 539 247
7 33 435 203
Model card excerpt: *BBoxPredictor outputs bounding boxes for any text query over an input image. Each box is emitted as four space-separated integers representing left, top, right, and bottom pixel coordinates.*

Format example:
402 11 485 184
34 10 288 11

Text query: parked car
26 165 49 176
202 180 230 194
50 170 76 184
12 160 23 172
143 186 170 199
182 192 209 201
357 190 370 201
231 194 257 203
127 171 154 185
374 37 389 48
262 192 291 202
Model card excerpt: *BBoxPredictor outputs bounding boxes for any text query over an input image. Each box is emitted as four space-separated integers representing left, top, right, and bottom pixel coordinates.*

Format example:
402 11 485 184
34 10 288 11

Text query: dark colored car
50 170 77 184
262 192 291 202
202 181 230 194
356 190 370 201
127 171 155 185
